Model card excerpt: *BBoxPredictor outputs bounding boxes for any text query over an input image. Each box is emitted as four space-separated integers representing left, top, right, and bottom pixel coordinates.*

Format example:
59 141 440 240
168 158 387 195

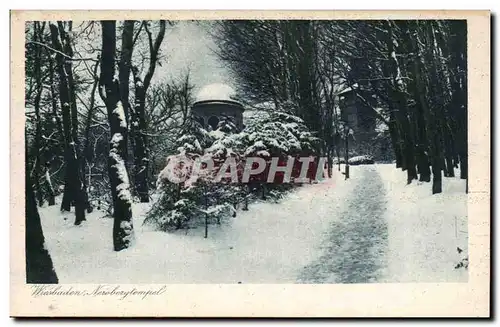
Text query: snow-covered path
41 170 360 284
298 166 388 283
40 164 467 283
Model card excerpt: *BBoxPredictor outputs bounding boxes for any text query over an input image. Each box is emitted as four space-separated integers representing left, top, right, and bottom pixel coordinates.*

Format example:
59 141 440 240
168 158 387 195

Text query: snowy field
40 164 468 284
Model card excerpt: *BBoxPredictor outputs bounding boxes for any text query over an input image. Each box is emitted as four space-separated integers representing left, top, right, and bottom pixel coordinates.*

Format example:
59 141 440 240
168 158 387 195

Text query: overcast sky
68 21 235 103
152 21 235 97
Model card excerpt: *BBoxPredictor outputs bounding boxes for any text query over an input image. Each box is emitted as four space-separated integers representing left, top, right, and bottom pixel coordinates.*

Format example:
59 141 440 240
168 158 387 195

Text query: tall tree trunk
434 21 459 180
344 124 349 179
414 110 432 182
32 22 45 206
48 56 65 147
26 149 58 284
385 21 417 184
58 22 92 215
47 49 65 206
443 131 455 177
296 21 321 134
415 145 431 182
427 23 449 194
119 20 135 150
44 167 56 206
407 27 431 183
130 20 166 203
387 112 403 168
82 61 100 209
412 21 443 194
449 21 468 184
326 148 333 178
131 71 150 203
117 20 135 181
336 146 341 171
53 23 75 214
49 23 86 223
100 20 135 252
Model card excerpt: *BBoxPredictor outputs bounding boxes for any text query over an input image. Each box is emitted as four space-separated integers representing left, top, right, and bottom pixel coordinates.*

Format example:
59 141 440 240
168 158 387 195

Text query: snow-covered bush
243 111 320 157
146 117 244 231
146 183 190 230
266 183 294 202
348 155 375 165
332 155 374 166
146 111 321 233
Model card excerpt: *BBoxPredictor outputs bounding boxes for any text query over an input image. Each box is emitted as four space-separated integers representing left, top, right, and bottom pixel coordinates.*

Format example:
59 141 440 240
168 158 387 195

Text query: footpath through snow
298 166 388 283
40 164 467 283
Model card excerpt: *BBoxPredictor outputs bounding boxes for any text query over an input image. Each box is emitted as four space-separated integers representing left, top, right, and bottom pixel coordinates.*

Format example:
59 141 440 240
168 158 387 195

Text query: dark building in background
191 99 245 131
338 87 392 162
338 87 376 138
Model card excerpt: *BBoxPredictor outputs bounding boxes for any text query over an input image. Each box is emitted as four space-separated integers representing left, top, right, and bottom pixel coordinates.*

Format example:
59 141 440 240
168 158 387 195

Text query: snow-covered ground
39 164 468 284
376 164 468 283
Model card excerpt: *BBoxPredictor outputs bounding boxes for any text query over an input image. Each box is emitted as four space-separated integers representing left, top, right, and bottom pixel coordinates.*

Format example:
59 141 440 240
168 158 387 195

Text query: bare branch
26 41 98 62
143 20 166 90
132 21 144 47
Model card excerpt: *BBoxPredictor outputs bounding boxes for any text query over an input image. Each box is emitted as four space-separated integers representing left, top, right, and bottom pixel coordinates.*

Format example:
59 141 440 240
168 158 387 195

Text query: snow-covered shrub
243 111 320 157
348 155 375 165
240 110 320 202
145 183 184 229
202 202 236 225
147 111 321 232
266 183 294 203
146 117 244 231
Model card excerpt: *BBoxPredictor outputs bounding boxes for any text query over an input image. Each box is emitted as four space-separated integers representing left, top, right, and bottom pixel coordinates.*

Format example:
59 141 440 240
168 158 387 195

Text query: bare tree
49 22 87 224
130 20 166 202
29 22 46 205
118 20 136 163
215 19 468 194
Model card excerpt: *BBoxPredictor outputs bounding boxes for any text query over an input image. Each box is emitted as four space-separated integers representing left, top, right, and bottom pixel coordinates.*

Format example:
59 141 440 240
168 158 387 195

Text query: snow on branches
147 112 322 232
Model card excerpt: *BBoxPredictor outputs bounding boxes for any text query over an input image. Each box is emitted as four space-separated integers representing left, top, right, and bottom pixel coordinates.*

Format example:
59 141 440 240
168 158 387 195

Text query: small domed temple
191 84 245 131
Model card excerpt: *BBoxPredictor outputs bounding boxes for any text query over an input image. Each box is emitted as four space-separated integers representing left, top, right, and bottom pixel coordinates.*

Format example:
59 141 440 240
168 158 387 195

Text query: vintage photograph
23 17 472 286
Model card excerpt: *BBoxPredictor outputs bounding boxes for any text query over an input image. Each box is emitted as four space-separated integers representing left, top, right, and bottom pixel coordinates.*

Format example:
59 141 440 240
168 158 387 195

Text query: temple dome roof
195 83 237 103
